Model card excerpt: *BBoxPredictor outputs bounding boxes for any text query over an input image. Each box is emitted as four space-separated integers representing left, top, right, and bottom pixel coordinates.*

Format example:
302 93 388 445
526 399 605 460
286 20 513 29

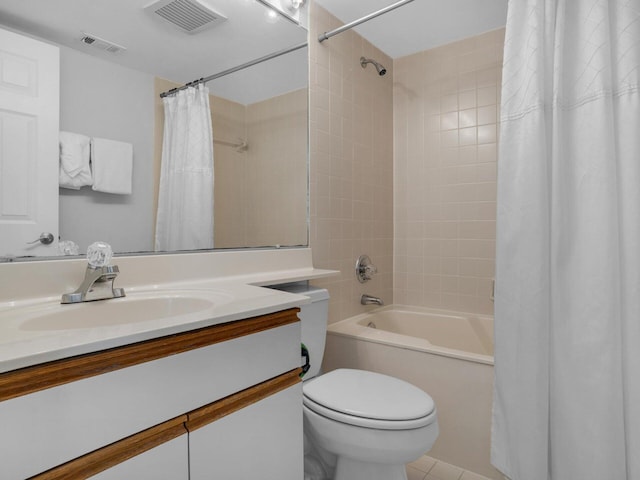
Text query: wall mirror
0 0 309 261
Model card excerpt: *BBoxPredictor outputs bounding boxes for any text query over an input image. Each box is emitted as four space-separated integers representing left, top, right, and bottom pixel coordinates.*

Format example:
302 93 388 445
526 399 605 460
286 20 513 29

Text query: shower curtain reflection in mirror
155 85 214 251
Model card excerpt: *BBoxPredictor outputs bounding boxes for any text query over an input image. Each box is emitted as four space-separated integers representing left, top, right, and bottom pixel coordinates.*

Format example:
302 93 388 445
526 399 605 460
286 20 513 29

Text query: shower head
360 57 387 76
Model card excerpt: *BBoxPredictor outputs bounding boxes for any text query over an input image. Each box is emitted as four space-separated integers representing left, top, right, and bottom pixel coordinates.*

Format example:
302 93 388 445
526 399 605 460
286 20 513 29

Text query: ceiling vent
145 0 227 34
80 33 127 54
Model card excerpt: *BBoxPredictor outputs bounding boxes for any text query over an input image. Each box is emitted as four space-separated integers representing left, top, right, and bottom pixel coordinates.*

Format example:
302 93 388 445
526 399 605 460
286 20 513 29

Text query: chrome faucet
61 242 125 304
361 294 384 306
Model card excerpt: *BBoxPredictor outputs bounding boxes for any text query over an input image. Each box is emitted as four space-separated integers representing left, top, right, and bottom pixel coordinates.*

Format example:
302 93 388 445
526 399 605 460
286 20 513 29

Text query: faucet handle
356 254 378 283
364 264 377 276
87 241 113 268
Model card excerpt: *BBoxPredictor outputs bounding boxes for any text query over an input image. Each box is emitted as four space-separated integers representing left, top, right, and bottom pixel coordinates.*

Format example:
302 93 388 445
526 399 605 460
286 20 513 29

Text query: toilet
275 284 438 480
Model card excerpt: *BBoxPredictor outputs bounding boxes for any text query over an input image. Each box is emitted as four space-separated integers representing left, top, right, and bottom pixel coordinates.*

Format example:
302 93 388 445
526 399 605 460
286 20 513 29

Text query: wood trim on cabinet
29 415 188 480
0 308 299 402
186 367 303 432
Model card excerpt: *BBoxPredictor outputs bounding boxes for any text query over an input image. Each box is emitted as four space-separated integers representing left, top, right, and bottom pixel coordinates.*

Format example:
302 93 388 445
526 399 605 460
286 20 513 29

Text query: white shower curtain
155 85 214 251
492 1 640 479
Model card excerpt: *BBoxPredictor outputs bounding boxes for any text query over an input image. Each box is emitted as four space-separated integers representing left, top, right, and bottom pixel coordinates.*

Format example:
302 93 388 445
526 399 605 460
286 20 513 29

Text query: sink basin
19 290 233 331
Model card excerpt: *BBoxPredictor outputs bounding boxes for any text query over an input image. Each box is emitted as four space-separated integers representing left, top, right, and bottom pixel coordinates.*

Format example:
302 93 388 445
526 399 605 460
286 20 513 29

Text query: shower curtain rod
318 0 415 43
159 42 308 98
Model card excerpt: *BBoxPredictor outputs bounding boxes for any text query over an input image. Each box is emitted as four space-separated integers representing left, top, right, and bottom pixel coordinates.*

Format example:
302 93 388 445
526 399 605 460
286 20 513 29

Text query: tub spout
361 294 384 306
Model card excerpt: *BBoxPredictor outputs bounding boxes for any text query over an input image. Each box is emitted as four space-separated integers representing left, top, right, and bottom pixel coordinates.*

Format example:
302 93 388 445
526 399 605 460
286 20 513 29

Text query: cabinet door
189 384 303 480
90 435 189 480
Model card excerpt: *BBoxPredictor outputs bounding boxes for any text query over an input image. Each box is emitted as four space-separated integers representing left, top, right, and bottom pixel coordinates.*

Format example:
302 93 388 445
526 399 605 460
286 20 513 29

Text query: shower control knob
356 254 378 283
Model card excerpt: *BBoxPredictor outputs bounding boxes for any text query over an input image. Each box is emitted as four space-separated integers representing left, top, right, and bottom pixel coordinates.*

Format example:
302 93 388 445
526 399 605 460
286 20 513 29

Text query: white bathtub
324 305 502 480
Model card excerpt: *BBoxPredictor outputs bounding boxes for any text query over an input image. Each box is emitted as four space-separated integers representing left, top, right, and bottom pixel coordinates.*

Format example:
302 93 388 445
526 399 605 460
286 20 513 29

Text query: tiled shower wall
211 89 307 249
309 3 503 320
309 4 394 324
244 90 308 248
393 29 505 315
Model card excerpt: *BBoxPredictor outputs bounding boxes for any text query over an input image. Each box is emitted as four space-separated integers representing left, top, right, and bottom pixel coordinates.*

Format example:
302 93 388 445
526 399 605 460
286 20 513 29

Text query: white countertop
0 281 313 373
0 248 339 373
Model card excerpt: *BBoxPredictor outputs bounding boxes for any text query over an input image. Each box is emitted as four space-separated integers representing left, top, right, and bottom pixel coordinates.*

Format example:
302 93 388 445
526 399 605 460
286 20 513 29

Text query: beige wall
210 95 248 248
245 89 308 248
213 89 308 248
309 4 394 324
393 29 504 315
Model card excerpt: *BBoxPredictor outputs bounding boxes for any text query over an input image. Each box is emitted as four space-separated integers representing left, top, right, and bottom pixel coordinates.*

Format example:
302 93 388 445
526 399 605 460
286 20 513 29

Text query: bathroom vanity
0 248 336 479
0 309 301 479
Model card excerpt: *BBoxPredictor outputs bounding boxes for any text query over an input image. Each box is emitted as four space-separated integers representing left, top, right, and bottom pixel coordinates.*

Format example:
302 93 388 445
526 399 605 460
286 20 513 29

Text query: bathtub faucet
361 294 384 306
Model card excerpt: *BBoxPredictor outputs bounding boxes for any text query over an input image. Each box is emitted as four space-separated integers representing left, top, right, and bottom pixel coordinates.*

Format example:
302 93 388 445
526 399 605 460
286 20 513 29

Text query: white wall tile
393 29 504 315
310 4 394 323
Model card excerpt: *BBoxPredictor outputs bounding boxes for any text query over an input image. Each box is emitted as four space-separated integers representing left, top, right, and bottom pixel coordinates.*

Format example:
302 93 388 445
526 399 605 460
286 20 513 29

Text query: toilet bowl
271 285 438 480
303 368 438 480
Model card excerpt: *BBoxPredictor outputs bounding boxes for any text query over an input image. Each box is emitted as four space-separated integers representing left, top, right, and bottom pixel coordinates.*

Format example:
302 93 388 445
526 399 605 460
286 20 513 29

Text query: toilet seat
303 369 436 430
303 396 437 430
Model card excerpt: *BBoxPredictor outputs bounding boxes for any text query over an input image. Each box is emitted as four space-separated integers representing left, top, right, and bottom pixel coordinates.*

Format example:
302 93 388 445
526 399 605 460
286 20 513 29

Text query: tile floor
407 455 492 480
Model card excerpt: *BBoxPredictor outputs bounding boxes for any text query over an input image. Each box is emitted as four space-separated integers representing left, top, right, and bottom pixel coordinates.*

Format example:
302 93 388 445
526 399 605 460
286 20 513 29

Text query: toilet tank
270 284 329 380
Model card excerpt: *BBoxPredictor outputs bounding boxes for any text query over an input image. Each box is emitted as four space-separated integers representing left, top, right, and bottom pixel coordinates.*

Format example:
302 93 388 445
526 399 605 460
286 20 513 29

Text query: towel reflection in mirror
58 131 92 190
58 132 133 194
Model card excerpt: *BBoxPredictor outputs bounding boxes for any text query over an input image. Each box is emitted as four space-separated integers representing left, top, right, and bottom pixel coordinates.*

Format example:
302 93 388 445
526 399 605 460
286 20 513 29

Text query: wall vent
79 33 127 54
145 0 227 34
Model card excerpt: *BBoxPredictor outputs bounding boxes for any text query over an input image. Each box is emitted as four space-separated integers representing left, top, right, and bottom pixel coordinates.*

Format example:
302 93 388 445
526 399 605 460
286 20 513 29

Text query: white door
0 27 59 258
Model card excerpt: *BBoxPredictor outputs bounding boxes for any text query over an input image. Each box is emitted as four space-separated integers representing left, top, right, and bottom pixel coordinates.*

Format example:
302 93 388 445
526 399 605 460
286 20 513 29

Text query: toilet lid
302 369 435 422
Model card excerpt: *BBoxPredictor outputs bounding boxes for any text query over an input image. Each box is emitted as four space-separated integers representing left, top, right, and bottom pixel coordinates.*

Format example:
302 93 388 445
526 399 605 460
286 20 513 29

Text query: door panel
0 27 59 257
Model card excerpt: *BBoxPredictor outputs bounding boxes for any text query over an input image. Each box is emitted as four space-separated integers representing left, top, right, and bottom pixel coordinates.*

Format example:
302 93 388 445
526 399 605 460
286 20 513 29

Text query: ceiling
0 0 308 104
314 0 508 59
0 0 508 103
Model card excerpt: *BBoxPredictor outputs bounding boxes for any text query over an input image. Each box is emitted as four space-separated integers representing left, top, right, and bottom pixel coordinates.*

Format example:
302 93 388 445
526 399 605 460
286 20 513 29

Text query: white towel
91 137 133 195
59 131 92 189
